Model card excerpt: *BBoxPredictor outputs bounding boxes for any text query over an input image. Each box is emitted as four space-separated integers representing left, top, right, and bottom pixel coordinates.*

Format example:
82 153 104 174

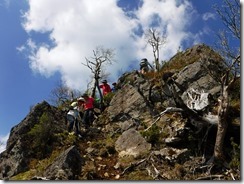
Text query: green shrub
141 124 160 145
229 137 240 170
90 136 116 157
27 112 55 158
103 92 115 106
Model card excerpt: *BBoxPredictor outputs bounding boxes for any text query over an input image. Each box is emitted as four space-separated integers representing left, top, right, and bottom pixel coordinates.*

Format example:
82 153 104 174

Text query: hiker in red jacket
99 80 112 96
81 93 94 129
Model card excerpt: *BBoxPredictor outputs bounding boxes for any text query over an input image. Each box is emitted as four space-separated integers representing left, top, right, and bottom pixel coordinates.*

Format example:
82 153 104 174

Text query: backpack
140 58 148 67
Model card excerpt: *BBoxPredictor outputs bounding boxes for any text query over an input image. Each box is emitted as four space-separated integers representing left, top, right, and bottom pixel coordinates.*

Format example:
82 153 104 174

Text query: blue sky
0 0 241 152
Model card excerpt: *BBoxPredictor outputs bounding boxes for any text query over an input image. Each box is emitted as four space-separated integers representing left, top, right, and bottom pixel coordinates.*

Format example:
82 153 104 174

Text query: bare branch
214 0 240 39
145 28 167 72
83 46 116 99
49 80 81 106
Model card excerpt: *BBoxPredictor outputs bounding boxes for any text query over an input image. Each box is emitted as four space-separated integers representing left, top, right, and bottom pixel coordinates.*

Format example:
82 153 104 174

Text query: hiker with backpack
66 101 82 137
139 58 153 75
81 93 95 129
99 79 112 96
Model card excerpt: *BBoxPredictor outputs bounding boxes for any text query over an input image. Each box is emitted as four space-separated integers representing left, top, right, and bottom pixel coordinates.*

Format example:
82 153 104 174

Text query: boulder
115 129 151 158
44 146 83 180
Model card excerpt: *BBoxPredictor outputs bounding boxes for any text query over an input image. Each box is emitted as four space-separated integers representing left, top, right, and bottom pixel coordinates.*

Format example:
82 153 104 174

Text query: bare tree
211 0 240 165
145 28 167 72
49 80 81 107
83 46 115 107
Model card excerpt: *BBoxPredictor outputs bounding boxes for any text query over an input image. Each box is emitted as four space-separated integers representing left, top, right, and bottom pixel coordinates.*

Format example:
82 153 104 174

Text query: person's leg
74 119 81 135
83 110 89 128
67 115 75 132
88 109 94 125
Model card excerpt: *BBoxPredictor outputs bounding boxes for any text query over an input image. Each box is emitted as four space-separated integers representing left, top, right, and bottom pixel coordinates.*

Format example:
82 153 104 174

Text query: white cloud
21 0 199 91
202 12 216 21
134 0 196 61
0 133 9 153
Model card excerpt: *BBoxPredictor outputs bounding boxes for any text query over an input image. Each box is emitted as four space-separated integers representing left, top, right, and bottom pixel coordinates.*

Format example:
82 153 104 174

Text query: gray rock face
176 60 222 104
44 146 83 180
107 84 151 122
0 140 28 179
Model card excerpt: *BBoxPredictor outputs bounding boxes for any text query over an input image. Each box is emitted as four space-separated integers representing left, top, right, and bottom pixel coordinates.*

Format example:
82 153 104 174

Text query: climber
81 93 95 129
99 79 112 96
111 82 117 92
66 101 82 137
77 97 85 118
139 58 153 75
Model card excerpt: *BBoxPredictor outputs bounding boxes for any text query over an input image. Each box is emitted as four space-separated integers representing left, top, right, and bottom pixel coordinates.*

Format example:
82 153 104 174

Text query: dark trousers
67 114 80 134
83 109 94 128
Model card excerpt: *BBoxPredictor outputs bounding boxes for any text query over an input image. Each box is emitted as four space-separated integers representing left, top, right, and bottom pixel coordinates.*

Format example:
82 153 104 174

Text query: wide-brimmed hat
77 97 85 102
102 79 107 83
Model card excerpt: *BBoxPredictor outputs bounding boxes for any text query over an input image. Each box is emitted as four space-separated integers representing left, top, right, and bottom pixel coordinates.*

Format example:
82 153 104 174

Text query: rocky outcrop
6 101 53 150
0 101 67 179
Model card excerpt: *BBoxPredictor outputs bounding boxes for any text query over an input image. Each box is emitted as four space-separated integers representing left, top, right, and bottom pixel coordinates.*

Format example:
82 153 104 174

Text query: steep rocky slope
0 44 240 180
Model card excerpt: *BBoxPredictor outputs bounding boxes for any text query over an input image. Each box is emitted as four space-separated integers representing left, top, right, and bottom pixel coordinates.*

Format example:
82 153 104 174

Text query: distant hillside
0 44 240 180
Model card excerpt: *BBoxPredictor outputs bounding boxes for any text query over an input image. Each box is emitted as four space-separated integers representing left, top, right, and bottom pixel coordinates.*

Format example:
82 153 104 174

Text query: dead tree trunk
213 72 234 162
91 78 97 98
214 86 229 161
95 78 105 110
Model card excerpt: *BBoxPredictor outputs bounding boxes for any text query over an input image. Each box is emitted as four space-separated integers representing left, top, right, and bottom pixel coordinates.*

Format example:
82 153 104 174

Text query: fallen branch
226 169 236 180
144 107 183 132
151 163 162 179
121 158 147 175
230 172 235 180
196 175 224 180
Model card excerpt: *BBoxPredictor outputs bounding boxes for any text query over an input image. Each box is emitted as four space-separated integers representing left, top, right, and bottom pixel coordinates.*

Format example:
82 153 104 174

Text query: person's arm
75 108 82 120
146 60 153 69
107 84 112 92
